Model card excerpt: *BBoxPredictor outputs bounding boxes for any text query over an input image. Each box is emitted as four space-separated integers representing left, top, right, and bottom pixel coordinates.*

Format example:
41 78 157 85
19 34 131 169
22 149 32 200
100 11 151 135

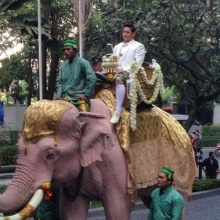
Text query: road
87 194 220 220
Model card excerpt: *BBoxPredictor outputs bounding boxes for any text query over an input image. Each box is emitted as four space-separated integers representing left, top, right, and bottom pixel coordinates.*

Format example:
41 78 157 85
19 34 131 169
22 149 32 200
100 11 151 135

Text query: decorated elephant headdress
22 100 71 146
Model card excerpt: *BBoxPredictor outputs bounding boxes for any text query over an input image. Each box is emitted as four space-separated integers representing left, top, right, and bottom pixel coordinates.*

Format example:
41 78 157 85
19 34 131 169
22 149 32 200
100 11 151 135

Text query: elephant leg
102 189 132 220
60 192 91 220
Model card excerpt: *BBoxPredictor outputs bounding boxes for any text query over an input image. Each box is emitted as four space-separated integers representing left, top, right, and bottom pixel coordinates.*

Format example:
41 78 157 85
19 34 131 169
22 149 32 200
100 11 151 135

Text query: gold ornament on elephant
21 100 71 149
102 50 118 79
18 204 36 220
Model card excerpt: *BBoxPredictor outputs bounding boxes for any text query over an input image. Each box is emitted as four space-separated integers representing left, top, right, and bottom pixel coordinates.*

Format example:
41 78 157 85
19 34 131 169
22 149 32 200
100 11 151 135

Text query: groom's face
122 27 136 43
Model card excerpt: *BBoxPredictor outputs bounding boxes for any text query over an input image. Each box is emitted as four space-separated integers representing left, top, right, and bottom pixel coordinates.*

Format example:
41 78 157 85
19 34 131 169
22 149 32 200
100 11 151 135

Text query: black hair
209 152 214 157
123 23 136 33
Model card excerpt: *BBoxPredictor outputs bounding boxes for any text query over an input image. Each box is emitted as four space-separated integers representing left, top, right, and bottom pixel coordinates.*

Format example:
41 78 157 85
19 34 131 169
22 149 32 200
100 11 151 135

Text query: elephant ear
77 112 114 167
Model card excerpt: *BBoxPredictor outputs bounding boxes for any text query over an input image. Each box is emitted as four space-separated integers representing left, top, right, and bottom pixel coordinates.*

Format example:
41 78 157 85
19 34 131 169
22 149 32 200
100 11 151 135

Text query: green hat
63 39 78 49
161 166 174 179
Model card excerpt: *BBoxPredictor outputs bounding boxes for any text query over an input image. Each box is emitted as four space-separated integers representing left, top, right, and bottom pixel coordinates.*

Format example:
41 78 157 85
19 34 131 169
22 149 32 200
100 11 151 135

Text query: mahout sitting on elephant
0 62 197 220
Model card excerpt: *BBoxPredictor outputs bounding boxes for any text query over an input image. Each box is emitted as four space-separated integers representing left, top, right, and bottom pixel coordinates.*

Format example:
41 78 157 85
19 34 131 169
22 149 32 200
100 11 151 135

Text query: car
171 114 203 135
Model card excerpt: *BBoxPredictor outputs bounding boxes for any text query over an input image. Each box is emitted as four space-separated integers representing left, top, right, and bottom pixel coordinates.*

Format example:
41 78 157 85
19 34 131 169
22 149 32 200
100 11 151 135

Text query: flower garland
130 61 164 131
41 182 53 201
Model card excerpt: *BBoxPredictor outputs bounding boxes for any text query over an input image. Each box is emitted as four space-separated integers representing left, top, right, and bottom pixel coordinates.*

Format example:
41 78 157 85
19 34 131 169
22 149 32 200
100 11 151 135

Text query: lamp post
78 0 83 57
38 0 43 100
197 153 203 179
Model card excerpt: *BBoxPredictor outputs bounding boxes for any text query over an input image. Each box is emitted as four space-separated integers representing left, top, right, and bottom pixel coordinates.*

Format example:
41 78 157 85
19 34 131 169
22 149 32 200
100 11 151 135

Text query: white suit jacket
113 39 146 72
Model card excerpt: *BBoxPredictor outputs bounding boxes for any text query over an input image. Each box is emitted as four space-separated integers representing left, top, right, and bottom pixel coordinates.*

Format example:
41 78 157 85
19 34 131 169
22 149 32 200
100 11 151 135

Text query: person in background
190 132 197 156
148 166 184 220
202 151 220 179
110 23 146 124
195 130 203 155
56 39 97 112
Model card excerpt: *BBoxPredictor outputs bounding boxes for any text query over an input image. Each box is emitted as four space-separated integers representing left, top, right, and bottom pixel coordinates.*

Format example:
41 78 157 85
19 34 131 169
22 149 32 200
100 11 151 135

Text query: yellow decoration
102 54 118 78
42 182 51 190
96 88 196 195
18 204 36 220
95 89 130 151
21 100 71 145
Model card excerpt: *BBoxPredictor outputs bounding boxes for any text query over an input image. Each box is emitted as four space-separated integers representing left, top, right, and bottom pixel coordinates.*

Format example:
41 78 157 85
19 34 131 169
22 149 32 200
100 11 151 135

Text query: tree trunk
185 99 201 132
27 58 33 106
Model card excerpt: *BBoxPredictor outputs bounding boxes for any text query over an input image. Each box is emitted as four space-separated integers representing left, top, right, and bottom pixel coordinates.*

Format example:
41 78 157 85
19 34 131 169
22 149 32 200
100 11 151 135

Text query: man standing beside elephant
56 39 97 112
148 167 184 220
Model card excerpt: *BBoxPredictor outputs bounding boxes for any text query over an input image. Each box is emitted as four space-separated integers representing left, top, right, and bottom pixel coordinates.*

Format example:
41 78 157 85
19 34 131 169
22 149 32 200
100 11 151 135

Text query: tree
0 53 29 103
140 0 220 130
0 0 75 101
85 0 220 131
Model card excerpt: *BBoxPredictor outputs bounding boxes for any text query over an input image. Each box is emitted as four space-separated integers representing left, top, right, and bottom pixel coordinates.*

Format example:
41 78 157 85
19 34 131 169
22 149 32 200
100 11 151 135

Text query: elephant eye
46 152 55 160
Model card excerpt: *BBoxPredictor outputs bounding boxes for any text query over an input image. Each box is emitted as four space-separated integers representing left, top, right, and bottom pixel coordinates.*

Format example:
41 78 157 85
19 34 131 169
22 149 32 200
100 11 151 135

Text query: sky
0 43 23 60
0 31 23 61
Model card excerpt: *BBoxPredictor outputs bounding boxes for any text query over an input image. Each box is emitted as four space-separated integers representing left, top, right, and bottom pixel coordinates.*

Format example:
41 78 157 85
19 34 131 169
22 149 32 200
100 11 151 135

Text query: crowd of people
189 129 220 180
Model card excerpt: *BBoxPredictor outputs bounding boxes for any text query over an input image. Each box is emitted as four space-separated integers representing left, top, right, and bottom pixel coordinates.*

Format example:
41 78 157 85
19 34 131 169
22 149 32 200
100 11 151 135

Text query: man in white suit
110 23 146 124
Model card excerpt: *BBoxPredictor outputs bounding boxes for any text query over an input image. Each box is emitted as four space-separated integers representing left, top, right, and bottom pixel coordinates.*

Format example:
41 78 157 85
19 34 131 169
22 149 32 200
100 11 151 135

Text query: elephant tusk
0 189 44 220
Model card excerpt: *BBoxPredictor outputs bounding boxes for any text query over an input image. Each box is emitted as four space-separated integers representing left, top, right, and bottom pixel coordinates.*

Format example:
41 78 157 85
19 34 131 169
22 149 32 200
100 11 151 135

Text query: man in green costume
148 166 184 220
35 184 60 220
56 39 97 112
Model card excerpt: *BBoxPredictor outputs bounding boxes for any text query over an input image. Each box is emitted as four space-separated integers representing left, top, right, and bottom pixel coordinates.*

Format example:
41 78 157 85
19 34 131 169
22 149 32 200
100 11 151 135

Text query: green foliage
200 125 220 147
0 45 39 102
9 131 19 145
85 0 220 131
193 179 220 192
9 79 28 104
90 199 102 209
163 86 179 103
202 137 220 147
0 0 52 40
50 0 72 9
0 145 17 166
0 185 7 194
0 54 26 91
203 125 220 136
0 131 18 165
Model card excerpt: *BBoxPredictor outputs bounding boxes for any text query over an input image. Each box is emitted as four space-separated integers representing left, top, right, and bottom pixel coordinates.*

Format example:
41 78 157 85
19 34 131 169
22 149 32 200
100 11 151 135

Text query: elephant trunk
0 164 50 213
0 189 44 220
0 177 36 213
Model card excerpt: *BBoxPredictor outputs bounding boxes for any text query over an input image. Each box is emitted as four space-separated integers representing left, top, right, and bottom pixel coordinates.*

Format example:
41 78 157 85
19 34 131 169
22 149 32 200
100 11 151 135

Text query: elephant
0 98 197 220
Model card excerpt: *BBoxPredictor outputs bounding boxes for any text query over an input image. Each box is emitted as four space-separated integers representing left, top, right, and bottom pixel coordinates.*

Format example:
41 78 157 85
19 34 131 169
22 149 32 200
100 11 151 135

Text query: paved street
88 194 220 220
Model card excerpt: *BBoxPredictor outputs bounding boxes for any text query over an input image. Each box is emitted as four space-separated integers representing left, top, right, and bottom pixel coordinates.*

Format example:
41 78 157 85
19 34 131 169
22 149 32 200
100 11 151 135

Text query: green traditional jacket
36 184 60 220
56 56 97 101
148 186 184 220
